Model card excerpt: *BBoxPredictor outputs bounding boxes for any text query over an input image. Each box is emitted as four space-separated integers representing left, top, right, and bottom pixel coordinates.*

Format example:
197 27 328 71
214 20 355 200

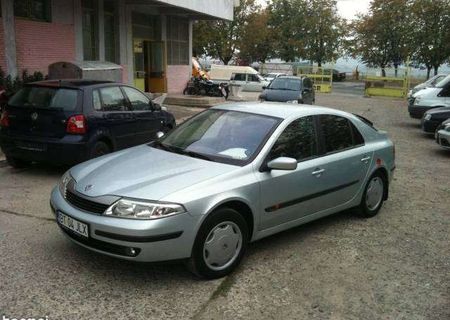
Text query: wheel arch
204 199 255 241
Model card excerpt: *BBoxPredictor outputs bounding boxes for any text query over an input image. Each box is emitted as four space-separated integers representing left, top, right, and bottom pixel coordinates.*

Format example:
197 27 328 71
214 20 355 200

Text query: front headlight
59 171 72 197
286 100 299 104
414 97 421 105
104 199 186 219
445 123 450 131
424 113 432 121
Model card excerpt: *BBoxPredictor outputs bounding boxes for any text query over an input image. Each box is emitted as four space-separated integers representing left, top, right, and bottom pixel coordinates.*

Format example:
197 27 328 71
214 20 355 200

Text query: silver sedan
50 103 396 279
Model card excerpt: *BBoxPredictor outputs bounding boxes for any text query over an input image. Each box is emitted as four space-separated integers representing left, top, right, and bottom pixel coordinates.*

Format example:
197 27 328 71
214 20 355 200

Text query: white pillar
188 19 193 76
1 0 17 77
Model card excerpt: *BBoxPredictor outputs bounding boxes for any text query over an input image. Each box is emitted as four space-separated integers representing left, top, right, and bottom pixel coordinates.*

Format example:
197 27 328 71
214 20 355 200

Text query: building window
82 0 98 61
167 17 189 65
14 0 51 22
104 0 118 63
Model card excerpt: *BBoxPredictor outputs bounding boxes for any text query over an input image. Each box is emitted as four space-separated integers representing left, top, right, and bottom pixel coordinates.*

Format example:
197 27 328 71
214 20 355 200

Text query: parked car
0 80 175 167
408 74 450 119
421 107 450 134
50 102 395 279
230 72 270 92
331 69 346 82
259 76 315 104
408 74 447 98
435 118 450 150
264 73 287 82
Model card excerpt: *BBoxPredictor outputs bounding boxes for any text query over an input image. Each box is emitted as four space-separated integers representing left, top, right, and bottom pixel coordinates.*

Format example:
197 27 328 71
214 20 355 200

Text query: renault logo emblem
31 112 38 121
84 184 93 192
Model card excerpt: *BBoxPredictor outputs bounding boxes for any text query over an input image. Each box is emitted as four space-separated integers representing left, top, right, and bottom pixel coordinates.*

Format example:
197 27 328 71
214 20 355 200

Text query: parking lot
0 92 449 319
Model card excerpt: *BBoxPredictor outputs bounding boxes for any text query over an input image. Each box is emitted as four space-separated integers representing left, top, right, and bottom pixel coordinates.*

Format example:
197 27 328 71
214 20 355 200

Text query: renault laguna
50 103 395 279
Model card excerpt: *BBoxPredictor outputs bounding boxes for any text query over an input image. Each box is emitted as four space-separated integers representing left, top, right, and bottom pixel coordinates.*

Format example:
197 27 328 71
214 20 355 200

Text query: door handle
361 156 371 163
312 168 325 176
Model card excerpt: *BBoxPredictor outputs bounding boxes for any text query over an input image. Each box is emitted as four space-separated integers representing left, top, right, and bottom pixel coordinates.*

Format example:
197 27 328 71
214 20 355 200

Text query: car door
258 116 326 230
121 86 162 143
97 86 138 149
311 114 372 209
230 73 247 90
302 78 315 104
245 74 262 92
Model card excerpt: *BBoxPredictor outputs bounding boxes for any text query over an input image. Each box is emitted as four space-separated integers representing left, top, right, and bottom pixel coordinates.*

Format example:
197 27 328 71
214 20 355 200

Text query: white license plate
57 212 89 238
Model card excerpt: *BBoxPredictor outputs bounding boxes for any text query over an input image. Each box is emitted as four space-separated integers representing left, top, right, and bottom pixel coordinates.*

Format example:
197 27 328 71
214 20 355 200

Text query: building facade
0 0 235 93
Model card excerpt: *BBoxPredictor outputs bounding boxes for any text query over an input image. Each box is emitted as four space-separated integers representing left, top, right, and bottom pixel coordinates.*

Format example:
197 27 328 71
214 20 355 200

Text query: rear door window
319 115 364 154
268 116 318 162
232 73 246 81
8 87 79 111
98 86 128 111
122 87 151 111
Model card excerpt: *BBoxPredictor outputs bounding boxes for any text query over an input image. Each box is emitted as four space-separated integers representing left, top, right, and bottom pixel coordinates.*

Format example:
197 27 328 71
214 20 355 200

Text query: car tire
187 207 249 279
89 141 110 159
357 172 386 218
6 155 31 168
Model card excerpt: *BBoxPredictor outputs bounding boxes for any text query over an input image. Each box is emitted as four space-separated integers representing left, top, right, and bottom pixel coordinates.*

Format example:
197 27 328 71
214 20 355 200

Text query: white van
209 65 270 92
409 75 450 119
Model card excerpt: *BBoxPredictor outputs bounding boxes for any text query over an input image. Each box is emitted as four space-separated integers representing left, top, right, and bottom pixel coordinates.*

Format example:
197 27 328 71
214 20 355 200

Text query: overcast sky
256 0 371 20
336 0 371 20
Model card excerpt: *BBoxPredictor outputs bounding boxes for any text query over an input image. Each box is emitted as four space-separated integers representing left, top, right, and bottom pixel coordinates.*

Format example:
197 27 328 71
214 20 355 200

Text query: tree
303 0 346 67
349 0 412 76
238 9 276 64
411 0 450 78
192 0 259 65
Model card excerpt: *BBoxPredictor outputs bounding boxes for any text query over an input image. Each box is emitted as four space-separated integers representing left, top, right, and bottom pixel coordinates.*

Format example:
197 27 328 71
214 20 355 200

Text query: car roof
27 79 116 89
276 75 304 80
212 102 353 120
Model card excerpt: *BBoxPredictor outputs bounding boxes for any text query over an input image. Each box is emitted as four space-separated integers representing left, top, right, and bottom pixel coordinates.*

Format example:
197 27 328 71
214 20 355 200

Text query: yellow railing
297 67 333 93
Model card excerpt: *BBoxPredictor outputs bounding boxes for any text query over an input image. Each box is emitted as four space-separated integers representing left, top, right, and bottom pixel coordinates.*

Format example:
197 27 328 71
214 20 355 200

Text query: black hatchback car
421 107 450 134
0 80 175 167
259 76 315 105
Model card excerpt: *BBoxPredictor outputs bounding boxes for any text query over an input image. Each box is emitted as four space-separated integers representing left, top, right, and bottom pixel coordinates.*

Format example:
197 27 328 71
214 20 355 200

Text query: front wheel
187 208 249 279
357 172 386 218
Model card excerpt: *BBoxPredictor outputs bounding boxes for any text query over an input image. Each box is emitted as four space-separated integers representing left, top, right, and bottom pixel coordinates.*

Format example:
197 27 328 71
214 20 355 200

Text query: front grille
65 189 109 214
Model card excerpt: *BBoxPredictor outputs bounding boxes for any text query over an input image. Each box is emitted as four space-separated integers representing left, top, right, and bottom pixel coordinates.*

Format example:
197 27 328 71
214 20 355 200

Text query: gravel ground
0 91 449 320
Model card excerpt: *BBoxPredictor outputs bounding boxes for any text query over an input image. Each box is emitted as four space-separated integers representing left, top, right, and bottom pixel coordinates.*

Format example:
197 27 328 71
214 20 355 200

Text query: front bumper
421 119 441 133
408 104 432 119
436 130 450 150
50 187 200 262
0 133 89 165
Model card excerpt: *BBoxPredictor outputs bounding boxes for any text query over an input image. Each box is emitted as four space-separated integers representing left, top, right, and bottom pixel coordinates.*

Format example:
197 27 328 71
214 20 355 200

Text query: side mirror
262 86 267 90
156 131 165 139
267 157 297 171
150 102 161 111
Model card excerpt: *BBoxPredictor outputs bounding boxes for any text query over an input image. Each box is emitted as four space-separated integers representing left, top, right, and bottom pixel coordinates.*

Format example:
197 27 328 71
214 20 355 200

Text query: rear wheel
6 155 31 168
89 141 110 159
187 208 249 279
357 172 386 218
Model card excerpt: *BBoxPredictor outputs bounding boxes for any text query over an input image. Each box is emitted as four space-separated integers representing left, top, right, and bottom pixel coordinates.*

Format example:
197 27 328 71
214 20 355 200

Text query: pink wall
14 19 75 75
167 65 190 94
0 20 5 73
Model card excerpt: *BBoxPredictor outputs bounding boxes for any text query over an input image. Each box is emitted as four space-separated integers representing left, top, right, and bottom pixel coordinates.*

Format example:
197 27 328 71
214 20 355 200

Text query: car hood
413 87 440 98
70 145 238 200
425 107 450 118
262 89 300 102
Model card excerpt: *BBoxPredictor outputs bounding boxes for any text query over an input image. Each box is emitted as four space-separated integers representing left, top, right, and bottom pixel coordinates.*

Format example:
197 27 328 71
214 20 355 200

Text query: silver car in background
50 103 395 279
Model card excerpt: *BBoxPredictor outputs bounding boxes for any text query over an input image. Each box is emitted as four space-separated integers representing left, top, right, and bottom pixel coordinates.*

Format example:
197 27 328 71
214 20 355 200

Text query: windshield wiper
182 150 213 161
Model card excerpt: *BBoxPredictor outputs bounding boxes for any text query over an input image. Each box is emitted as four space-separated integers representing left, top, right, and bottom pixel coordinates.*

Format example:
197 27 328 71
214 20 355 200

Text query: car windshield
268 78 301 91
435 75 450 88
156 109 280 165
8 86 79 111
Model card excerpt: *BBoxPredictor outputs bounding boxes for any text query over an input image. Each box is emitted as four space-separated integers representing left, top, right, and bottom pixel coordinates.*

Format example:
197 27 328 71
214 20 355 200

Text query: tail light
0 110 9 127
66 115 87 134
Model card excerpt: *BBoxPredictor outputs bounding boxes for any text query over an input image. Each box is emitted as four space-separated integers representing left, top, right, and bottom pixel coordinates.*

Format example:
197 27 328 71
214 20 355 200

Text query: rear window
8 86 79 111
269 78 301 91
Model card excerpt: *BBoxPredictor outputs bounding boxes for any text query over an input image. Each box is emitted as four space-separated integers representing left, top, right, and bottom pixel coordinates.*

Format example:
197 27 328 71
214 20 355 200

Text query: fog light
126 247 138 257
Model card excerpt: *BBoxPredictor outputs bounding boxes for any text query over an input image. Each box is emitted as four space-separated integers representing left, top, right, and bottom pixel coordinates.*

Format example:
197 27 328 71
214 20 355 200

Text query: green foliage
349 0 413 74
410 0 450 78
0 68 46 97
193 0 259 65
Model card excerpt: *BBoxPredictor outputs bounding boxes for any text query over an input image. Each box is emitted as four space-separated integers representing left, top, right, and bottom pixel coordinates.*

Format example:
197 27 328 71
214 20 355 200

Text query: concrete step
164 94 226 108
